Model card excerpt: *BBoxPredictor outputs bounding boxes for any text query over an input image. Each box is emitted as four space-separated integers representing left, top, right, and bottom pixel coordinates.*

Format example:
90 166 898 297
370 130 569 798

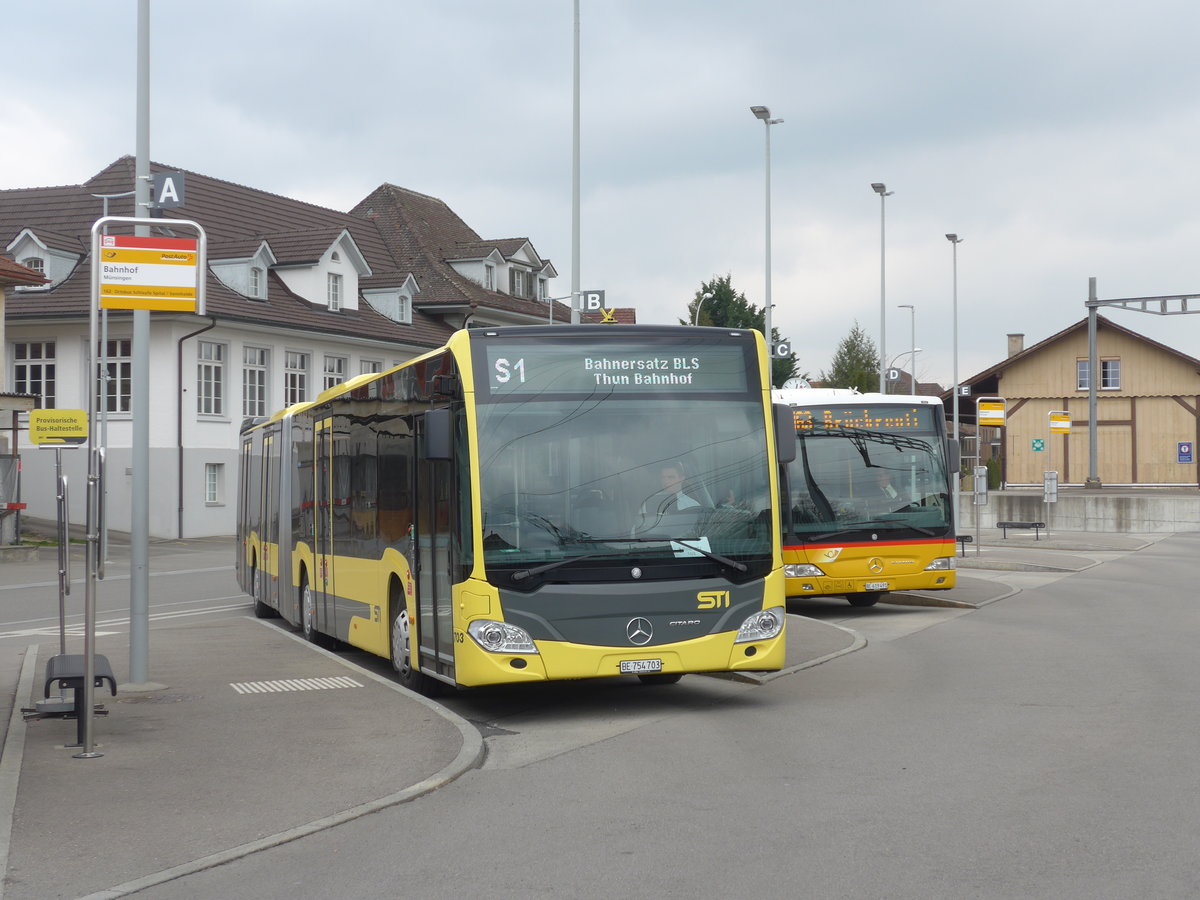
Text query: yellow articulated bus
772 388 959 607
237 325 794 694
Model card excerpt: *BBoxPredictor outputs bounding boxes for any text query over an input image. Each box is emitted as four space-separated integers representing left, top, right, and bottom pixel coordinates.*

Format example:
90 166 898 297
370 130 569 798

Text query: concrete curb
739 616 867 685
0 647 37 900
77 621 485 900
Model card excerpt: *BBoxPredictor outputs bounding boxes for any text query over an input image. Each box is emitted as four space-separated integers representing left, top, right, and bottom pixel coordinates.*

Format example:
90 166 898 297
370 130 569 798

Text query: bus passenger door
414 408 455 683
313 418 335 639
262 432 277 611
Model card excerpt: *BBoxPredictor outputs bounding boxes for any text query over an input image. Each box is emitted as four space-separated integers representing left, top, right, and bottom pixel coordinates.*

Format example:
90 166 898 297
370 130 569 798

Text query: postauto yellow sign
29 409 88 447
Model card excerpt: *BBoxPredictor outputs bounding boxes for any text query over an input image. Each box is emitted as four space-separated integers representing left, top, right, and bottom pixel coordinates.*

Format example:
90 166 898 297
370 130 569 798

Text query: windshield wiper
585 536 748 573
511 551 623 582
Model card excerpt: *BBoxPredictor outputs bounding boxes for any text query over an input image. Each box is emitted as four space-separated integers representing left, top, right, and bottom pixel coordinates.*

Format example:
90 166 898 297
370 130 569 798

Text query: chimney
1007 334 1024 358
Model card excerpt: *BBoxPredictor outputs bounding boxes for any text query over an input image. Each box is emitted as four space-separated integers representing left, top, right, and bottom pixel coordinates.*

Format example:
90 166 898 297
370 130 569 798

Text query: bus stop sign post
974 397 1005 553
80 215 207 758
29 409 87 714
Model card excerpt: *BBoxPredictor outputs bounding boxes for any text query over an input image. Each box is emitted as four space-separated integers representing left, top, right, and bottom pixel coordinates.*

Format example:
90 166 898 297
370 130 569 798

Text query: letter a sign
151 171 186 208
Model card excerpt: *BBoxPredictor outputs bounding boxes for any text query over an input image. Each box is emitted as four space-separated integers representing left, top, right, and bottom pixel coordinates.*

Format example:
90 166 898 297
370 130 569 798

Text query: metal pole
873 185 893 392
56 449 68 657
129 0 152 686
570 0 580 325
947 234 963 529
763 118 773 354
1086 277 1101 487
909 307 916 392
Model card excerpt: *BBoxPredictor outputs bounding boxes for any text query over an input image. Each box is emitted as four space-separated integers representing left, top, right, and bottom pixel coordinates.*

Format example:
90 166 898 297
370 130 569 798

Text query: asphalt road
114 532 1200 900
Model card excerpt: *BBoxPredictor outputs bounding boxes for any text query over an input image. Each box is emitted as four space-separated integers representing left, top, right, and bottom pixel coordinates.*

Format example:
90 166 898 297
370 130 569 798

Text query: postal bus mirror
773 403 797 464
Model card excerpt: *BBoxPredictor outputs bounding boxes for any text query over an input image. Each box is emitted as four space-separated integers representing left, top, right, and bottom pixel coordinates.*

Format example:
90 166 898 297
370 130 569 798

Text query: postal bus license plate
863 582 889 591
620 658 662 674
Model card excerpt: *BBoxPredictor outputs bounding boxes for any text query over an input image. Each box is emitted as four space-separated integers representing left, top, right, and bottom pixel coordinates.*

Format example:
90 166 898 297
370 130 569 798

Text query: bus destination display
484 343 750 396
791 405 937 432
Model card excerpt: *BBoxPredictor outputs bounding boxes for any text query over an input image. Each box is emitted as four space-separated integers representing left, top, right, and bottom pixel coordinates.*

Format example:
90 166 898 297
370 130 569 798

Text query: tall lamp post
751 106 783 355
872 182 893 393
693 291 714 326
898 303 916 393
946 233 964 528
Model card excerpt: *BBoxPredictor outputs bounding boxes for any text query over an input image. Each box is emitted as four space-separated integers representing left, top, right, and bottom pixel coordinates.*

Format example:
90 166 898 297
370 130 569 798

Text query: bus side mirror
948 438 961 475
424 407 453 461
773 403 797 464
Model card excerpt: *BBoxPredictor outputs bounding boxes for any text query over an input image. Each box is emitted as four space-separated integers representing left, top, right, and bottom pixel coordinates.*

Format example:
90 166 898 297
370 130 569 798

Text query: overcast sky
6 0 1200 385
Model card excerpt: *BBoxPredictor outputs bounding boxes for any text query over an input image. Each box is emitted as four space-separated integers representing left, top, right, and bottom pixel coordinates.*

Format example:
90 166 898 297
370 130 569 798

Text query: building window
397 293 411 324
197 341 225 416
98 339 133 413
22 257 45 274
538 277 548 300
360 359 382 375
511 268 526 298
249 267 263 297
484 264 495 290
205 462 224 504
14 341 55 407
284 351 309 405
328 273 342 311
1076 358 1122 391
243 346 269 417
324 355 346 391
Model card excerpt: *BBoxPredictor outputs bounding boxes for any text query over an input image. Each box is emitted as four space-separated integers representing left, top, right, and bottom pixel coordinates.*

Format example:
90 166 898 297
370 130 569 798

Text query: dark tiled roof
0 157 559 342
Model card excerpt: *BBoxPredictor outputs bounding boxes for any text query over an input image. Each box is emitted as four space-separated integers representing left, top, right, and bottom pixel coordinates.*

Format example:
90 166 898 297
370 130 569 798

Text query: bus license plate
863 582 889 591
620 659 662 674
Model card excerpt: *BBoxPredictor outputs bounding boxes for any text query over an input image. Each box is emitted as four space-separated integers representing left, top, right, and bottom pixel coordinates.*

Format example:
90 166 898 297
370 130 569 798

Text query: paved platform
0 527 1157 899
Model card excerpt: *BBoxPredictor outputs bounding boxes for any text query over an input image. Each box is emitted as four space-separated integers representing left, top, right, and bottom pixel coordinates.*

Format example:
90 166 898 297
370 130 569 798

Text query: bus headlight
735 608 784 643
467 620 539 654
785 564 826 578
924 557 956 571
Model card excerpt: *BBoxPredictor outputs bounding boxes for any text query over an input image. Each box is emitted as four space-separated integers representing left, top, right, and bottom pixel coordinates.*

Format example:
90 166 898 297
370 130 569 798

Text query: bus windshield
474 395 773 574
787 427 951 539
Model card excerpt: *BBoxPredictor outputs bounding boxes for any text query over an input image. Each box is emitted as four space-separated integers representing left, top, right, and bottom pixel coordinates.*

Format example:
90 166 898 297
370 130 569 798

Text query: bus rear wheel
390 583 439 696
847 592 882 607
251 562 275 619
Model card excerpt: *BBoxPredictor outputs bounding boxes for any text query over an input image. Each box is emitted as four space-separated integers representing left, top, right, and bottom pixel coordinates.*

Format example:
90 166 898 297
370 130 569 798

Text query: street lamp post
872 182 893 393
693 291 715 326
885 349 922 393
752 106 783 356
946 233 964 530
898 303 916 393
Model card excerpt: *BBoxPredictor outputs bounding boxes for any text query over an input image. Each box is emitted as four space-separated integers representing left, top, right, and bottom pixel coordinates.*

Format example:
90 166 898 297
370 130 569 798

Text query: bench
43 654 117 746
996 521 1046 540
956 534 973 556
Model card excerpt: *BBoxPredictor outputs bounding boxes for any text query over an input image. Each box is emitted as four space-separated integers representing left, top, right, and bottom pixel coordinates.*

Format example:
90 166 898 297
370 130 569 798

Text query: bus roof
772 387 944 407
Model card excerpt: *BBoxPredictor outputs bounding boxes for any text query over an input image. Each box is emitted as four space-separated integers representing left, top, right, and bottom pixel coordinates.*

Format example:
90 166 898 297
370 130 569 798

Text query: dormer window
22 257 44 274
328 273 342 311
249 267 263 297
484 263 495 290
511 268 527 298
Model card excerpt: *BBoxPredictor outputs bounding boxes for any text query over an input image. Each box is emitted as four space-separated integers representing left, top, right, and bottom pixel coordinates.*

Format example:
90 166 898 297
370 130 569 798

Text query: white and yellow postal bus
238 325 792 693
773 388 958 607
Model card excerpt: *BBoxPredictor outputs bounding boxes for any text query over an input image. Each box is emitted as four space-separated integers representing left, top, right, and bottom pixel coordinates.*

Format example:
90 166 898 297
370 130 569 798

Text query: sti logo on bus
697 590 730 610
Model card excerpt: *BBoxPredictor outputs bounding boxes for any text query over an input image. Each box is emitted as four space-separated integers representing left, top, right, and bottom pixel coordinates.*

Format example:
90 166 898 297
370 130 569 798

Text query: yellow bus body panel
451 611 786 687
784 539 957 596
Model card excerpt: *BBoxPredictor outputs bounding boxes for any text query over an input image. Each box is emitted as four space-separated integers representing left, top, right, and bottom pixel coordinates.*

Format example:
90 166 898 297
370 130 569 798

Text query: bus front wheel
300 575 319 641
847 592 882 607
390 583 439 696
